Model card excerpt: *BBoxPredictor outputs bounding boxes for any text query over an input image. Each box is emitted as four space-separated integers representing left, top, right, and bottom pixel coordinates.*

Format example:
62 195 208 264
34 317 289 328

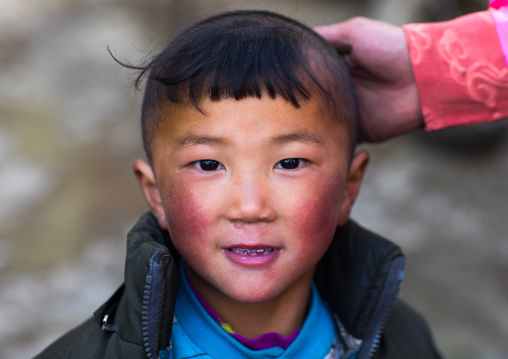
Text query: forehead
151 95 348 148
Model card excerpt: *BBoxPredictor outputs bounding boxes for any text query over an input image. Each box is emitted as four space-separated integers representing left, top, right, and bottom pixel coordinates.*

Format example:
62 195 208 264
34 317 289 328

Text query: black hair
121 10 359 162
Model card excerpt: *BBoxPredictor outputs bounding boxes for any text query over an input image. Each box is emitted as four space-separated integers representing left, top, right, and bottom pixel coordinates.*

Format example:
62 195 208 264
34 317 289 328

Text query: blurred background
1 0 507 358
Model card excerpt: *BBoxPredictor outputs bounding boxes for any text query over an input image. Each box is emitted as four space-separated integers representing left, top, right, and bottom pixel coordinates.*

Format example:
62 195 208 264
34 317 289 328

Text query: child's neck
184 265 315 339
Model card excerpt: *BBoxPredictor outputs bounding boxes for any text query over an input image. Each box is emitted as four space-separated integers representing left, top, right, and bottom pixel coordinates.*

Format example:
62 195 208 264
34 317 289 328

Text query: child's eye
275 158 307 170
192 160 224 171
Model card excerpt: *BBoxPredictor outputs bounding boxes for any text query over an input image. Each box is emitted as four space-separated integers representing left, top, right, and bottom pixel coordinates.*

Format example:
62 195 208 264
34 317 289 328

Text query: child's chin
225 286 282 304
231 295 275 304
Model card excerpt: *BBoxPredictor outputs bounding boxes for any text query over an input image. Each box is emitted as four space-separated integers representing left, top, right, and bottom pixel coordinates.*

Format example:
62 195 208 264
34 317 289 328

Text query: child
35 10 441 359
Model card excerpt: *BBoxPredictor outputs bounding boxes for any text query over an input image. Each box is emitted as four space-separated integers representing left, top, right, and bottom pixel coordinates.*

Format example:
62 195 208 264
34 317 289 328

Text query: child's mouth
223 246 281 266
228 248 275 256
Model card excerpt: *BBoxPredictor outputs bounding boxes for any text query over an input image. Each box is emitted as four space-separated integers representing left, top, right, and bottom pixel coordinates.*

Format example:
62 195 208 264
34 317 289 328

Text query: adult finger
313 24 352 54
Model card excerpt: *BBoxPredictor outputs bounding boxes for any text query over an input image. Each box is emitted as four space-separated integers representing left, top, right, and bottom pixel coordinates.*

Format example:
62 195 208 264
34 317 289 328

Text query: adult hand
315 17 423 142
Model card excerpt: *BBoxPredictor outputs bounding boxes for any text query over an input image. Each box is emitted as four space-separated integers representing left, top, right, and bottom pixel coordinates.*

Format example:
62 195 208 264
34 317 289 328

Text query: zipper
357 255 405 359
142 249 166 359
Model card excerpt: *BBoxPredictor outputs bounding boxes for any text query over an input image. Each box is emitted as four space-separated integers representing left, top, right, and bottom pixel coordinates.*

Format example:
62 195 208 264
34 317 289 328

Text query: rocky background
1 0 507 358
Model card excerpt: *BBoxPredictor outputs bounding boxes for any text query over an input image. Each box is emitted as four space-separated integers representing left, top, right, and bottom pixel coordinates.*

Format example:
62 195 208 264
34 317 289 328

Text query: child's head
138 10 359 163
133 10 369 310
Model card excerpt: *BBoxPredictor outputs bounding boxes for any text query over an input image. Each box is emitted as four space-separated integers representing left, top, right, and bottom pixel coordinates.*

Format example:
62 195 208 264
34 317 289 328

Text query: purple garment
187 279 300 350
230 331 300 351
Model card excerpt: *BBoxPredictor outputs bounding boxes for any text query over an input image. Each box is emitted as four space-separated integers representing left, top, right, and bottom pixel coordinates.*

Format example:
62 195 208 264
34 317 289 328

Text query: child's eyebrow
173 131 323 149
174 134 231 148
271 130 324 146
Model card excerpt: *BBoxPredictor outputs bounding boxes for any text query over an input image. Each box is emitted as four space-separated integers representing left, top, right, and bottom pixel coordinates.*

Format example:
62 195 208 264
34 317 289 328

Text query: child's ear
133 159 168 230
337 150 369 226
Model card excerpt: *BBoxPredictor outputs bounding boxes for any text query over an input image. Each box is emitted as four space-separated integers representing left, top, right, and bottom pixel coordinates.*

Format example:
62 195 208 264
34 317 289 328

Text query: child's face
135 95 368 305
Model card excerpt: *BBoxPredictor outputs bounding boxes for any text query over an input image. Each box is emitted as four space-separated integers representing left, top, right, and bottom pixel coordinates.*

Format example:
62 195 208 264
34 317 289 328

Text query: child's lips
222 245 281 267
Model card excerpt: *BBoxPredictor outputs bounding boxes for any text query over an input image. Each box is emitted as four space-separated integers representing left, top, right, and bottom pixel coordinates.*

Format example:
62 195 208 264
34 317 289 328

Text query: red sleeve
403 11 508 131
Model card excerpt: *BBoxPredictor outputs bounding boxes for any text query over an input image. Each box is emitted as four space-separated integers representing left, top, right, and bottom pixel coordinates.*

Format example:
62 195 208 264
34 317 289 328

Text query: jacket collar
315 220 405 358
94 213 179 354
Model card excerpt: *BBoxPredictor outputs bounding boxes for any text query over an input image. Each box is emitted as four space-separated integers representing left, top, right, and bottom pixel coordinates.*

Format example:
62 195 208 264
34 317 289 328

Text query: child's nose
224 175 276 224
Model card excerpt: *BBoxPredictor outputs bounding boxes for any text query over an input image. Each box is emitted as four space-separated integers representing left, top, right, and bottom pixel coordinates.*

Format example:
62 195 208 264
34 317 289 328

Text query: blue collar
170 263 337 359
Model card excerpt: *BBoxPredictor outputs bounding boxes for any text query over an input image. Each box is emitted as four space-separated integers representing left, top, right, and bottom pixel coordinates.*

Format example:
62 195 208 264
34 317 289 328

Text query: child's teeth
231 248 274 255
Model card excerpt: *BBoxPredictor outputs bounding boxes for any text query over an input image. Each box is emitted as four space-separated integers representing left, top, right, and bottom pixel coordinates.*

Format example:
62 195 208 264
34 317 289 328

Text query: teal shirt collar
170 263 337 359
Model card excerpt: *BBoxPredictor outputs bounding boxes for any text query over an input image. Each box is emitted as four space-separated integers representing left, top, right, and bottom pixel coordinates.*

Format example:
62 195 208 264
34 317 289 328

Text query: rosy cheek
164 181 212 245
293 180 342 248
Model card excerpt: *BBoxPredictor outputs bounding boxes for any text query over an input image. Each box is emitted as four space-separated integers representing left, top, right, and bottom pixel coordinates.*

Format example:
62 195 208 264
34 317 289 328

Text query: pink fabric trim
490 0 507 9
490 1 508 66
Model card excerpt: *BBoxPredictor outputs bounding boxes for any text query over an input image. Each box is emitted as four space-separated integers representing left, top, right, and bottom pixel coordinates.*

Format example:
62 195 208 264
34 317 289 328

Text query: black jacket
35 213 442 359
